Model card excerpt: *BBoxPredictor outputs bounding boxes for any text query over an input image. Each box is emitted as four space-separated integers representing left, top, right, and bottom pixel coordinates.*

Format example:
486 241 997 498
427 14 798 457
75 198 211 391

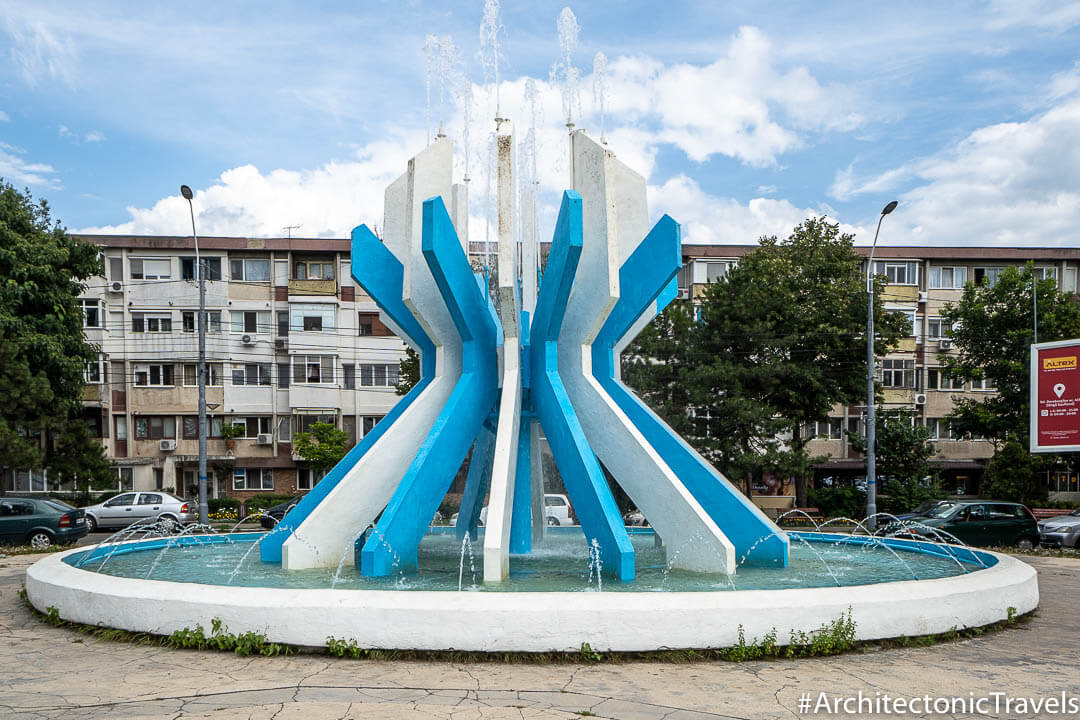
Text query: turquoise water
64 529 991 592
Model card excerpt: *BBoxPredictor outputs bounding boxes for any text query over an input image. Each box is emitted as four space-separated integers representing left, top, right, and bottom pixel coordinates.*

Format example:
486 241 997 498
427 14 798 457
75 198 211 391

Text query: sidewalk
0 552 1076 719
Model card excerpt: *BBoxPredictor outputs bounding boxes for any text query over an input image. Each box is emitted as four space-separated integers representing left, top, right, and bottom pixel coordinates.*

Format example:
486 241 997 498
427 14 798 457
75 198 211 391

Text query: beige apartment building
3 234 407 501
4 235 1079 505
678 245 1080 503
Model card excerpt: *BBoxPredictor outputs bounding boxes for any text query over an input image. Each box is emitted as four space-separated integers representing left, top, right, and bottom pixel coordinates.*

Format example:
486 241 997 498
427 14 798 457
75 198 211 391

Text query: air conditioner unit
159 439 177 452
241 334 258 346
939 339 953 350
918 291 928 302
677 287 690 300
256 433 273 445
108 280 124 293
914 393 928 405
274 338 288 352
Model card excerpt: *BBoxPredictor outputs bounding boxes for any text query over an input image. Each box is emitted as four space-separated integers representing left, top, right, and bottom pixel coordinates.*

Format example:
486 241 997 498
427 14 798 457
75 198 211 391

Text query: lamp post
180 184 209 526
865 200 898 531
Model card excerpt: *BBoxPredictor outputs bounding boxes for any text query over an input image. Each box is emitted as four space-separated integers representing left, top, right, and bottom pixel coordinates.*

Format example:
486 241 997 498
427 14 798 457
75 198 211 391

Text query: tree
942 264 1080 448
941 265 1080 499
396 346 421 395
0 180 111 487
848 408 940 512
625 217 907 505
293 422 349 474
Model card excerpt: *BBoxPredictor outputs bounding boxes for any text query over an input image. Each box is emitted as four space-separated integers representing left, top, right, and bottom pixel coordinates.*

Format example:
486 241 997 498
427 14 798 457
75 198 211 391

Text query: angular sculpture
262 131 789 580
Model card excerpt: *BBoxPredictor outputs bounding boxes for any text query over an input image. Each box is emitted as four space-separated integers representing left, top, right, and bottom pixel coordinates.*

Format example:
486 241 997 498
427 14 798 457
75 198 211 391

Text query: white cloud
649 174 863 245
4 15 76 88
0 146 59 187
84 130 105 142
0 109 9 122
58 124 72 137
875 95 1080 246
79 135 419 238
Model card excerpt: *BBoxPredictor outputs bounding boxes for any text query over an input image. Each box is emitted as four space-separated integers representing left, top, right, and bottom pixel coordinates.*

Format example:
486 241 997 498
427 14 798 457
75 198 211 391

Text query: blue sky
1 0 1079 246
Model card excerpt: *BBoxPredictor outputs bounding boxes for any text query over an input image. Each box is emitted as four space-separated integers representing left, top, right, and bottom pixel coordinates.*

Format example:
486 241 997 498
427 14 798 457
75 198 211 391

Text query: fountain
25 7 1038 652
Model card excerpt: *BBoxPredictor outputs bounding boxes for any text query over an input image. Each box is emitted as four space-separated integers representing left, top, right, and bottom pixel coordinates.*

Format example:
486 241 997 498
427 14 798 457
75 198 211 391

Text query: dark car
259 497 302 529
0 498 89 549
893 500 1039 548
893 499 948 521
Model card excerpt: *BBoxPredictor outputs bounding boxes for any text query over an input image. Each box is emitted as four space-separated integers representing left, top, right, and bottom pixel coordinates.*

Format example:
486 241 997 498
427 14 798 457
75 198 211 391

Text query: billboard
1031 339 1080 453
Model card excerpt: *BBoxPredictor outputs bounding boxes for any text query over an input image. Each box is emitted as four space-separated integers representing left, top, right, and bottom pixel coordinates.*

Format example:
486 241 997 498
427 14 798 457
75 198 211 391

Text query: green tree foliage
624 217 906 505
396 346 420 395
941 264 1080 448
0 180 111 488
849 408 941 512
982 440 1047 504
292 422 349 474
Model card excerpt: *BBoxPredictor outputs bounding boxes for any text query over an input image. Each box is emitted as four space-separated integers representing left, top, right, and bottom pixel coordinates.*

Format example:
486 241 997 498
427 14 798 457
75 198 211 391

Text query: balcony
288 279 336 297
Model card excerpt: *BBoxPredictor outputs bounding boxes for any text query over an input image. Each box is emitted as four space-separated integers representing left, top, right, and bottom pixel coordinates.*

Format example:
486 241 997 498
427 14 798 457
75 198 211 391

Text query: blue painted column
457 421 496 541
528 191 635 581
261 224 435 564
592 215 788 567
360 197 499 576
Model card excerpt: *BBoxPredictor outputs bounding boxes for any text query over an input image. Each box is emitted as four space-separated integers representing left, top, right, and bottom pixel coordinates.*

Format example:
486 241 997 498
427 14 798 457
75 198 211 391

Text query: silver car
1038 510 1080 548
82 492 196 532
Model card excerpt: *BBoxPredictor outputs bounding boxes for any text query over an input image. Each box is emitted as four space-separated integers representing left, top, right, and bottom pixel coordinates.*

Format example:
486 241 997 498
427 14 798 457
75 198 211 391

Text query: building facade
678 245 1080 502
3 234 407 500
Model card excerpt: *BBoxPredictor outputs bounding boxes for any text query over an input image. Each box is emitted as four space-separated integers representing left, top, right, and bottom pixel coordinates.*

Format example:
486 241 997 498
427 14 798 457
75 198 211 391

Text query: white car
472 494 575 527
82 492 196 532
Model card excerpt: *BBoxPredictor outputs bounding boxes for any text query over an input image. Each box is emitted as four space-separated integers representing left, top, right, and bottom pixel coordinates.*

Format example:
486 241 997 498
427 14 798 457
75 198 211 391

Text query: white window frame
80 298 104 328
888 308 916 336
880 358 915 388
359 363 399 387
973 266 1005 287
290 303 337 333
231 310 270 334
230 363 272 387
182 363 223 387
232 467 274 491
84 357 104 384
134 363 175 387
293 355 336 385
873 261 918 286
229 257 271 282
130 257 172 280
926 317 953 339
928 266 967 289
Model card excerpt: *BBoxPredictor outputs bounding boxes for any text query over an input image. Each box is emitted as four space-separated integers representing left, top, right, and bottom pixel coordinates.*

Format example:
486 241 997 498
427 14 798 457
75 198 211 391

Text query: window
134 416 176 440
815 418 843 440
881 359 915 388
134 364 175 386
229 257 271 282
1065 267 1078 294
926 317 953 339
131 313 172 333
80 299 103 328
290 304 336 333
277 362 290 388
343 363 355 389
231 310 270 334
115 467 134 492
972 375 995 391
85 358 103 384
232 468 274 491
889 309 916 336
182 416 224 439
182 363 223 386
873 261 918 285
973 267 1005 287
182 310 222 333
277 415 291 441
1033 267 1058 282
297 468 326 491
277 311 289 337
293 355 335 384
928 266 967 289
228 417 271 438
925 418 952 441
296 414 336 434
294 260 335 280
130 258 172 280
927 368 965 391
180 256 222 281
357 312 392 337
231 364 272 386
361 415 383 436
109 257 123 281
359 363 399 387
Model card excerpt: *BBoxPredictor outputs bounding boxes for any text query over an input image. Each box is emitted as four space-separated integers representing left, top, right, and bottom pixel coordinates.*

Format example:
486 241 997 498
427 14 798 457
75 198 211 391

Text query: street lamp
865 200 898 531
180 184 209 526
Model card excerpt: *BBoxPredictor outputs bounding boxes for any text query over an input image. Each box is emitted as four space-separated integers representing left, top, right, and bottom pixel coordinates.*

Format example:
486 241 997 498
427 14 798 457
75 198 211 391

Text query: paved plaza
0 552 1076 719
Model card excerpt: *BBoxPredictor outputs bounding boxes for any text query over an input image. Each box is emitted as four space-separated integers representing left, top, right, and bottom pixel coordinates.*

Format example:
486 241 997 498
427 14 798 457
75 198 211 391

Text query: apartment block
678 245 1080 503
3 234 407 500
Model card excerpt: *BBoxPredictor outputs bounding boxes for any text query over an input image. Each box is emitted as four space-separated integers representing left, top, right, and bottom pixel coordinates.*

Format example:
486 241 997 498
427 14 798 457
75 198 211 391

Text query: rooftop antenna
283 224 302 239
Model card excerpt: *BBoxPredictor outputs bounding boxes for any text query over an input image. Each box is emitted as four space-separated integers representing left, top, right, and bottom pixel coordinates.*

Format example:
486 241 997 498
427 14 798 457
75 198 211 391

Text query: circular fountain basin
25 530 1038 652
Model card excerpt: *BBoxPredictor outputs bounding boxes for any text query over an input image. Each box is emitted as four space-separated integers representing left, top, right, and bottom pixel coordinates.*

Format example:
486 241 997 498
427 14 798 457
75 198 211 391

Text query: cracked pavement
0 553 1076 719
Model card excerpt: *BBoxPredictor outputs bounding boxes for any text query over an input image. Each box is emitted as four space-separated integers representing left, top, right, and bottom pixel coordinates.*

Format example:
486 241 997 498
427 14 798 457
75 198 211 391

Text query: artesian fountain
26 9 1037 651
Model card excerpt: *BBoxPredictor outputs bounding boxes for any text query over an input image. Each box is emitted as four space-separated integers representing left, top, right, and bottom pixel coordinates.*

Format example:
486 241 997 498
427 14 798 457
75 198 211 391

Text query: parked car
891 500 1039 548
1038 509 1080 548
456 494 578 528
893 499 948 521
82 492 195 532
258 497 302 529
0 498 88 548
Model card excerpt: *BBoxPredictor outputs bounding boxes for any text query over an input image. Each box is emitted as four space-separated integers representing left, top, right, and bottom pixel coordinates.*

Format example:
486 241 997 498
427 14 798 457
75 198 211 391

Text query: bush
878 476 945 515
807 486 866 519
243 494 296 514
208 497 241 515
